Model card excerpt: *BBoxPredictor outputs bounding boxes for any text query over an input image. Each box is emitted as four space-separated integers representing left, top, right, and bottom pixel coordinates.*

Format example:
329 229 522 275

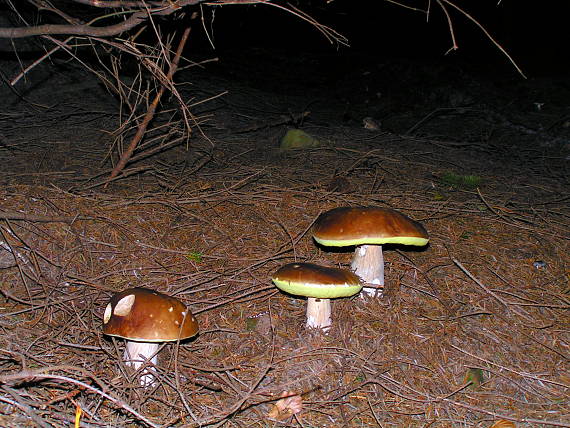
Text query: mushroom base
124 341 160 386
351 244 384 297
306 297 332 330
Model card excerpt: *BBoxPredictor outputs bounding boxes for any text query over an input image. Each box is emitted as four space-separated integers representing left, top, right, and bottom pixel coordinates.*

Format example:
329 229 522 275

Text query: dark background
1 0 568 76
194 0 569 76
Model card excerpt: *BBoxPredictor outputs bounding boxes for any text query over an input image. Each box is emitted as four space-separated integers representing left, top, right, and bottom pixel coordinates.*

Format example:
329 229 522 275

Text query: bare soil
0 48 569 427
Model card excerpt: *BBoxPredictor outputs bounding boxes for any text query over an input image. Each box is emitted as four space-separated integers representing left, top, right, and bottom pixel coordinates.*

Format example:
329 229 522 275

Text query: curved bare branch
0 0 203 39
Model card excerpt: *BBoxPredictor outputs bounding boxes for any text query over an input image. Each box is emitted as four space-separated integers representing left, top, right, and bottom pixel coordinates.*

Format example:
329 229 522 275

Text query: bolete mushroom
103 287 198 386
271 262 362 330
312 207 429 297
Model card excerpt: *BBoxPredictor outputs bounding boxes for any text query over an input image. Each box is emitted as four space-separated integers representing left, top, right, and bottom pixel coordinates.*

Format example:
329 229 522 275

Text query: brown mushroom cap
313 207 429 247
103 288 198 342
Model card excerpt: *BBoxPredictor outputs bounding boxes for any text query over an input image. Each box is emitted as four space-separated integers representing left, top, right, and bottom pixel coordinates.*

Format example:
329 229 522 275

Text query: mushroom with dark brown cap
103 287 198 386
312 207 429 297
272 262 362 330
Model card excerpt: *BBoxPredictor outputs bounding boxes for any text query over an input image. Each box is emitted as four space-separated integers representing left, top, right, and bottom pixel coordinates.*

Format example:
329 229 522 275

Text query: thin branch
0 0 202 39
106 26 191 183
0 371 160 427
440 0 526 77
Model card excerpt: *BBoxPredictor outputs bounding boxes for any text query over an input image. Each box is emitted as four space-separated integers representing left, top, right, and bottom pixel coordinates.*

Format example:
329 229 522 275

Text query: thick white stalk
124 341 160 386
306 297 332 330
351 244 384 297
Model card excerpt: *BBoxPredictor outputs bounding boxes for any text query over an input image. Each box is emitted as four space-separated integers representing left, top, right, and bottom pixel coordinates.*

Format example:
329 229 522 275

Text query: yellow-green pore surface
272 263 363 298
313 207 429 247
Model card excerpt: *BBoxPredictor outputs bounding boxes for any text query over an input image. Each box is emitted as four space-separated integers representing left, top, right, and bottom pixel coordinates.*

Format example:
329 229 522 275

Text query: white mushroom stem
306 297 332 330
124 341 160 386
351 244 384 297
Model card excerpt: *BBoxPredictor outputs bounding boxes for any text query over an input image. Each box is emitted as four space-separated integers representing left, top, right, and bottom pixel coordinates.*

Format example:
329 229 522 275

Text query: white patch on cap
174 320 179 325
114 294 136 316
168 306 173 312
181 311 186 317
103 303 112 324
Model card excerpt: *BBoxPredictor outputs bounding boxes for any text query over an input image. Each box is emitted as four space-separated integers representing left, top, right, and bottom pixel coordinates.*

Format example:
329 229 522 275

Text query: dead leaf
267 391 303 420
489 420 516 428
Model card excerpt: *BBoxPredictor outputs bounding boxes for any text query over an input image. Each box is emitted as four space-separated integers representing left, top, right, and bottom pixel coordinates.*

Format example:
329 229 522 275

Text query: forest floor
0 46 569 427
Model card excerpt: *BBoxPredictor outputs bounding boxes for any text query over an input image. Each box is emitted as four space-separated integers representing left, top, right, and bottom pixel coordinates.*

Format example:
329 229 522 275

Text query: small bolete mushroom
103 287 198 386
312 207 429 297
272 262 362 330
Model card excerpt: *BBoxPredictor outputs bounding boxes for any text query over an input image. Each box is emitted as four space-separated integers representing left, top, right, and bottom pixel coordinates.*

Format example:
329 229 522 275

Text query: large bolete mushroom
312 207 429 297
272 262 362 330
103 287 198 386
